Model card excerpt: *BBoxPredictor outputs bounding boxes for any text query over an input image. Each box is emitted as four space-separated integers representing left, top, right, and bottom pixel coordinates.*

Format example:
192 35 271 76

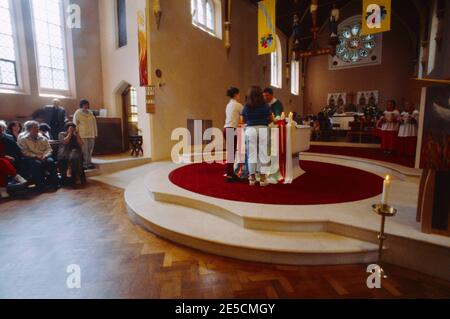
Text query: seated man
18 121 59 191
0 121 27 199
39 123 52 140
263 88 284 117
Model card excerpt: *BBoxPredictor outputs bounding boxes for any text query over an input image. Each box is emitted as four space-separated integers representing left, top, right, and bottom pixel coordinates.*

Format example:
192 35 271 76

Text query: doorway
121 85 140 151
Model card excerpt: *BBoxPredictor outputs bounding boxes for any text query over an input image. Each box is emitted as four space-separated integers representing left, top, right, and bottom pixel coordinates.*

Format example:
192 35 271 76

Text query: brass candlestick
372 204 397 276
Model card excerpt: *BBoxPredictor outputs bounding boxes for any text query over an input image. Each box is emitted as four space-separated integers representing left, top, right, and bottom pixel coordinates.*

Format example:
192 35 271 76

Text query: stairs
125 175 380 266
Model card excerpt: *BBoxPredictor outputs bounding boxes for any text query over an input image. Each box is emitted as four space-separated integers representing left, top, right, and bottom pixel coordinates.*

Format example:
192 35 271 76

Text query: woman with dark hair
223 87 243 182
242 86 273 186
58 122 84 185
73 99 97 169
7 121 23 142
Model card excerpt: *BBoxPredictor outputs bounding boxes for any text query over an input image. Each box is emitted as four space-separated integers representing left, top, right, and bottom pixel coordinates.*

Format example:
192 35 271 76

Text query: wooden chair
129 136 144 157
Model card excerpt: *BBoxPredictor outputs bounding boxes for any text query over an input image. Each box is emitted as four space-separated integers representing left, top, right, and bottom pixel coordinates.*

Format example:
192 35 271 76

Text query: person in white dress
377 100 400 154
398 102 419 156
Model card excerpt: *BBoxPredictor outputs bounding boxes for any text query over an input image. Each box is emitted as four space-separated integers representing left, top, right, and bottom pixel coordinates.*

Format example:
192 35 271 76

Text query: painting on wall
357 90 379 107
416 85 450 235
326 93 347 108
417 85 450 170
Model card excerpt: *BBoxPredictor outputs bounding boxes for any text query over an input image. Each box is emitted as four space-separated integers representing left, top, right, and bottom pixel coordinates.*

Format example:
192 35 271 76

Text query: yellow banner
258 0 276 55
361 0 391 35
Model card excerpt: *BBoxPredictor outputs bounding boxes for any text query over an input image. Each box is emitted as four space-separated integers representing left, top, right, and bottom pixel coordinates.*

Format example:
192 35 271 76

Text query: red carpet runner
169 161 383 205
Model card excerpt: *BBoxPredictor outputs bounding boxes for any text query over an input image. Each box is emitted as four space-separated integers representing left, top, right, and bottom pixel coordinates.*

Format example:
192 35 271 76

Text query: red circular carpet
169 161 383 205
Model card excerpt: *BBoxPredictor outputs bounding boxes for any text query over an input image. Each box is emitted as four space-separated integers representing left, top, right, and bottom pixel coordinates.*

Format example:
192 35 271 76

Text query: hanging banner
137 10 148 86
258 0 276 55
361 0 391 35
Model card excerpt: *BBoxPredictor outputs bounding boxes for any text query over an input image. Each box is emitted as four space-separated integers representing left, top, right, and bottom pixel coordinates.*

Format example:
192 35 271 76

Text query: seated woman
7 121 23 142
242 86 273 187
0 121 27 199
58 122 84 185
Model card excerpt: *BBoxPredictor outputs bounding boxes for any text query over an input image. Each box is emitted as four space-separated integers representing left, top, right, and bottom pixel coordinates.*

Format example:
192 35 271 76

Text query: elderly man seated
18 121 59 191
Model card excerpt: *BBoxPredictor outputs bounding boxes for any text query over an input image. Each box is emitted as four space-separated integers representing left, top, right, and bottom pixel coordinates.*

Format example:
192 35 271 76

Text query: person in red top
0 121 27 199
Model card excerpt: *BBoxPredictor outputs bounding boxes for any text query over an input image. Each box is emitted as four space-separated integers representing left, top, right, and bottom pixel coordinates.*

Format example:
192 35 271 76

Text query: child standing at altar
398 102 419 157
377 100 400 154
242 86 273 187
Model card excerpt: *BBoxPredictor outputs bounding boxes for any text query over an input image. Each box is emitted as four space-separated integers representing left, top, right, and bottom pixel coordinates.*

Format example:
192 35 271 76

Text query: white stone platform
117 154 450 280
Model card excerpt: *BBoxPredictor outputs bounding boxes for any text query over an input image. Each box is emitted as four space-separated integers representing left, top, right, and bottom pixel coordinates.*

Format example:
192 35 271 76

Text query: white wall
98 0 151 157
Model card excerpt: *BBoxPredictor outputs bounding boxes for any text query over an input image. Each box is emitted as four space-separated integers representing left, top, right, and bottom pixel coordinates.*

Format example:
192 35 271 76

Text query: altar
331 113 363 130
235 123 312 184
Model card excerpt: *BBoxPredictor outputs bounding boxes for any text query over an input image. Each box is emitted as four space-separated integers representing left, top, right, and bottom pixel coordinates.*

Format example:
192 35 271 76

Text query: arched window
291 59 300 95
270 35 282 88
129 86 139 125
0 0 28 92
30 0 75 96
0 0 18 87
191 0 222 39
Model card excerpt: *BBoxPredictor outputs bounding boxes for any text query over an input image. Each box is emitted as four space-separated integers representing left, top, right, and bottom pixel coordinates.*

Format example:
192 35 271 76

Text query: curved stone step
125 177 379 266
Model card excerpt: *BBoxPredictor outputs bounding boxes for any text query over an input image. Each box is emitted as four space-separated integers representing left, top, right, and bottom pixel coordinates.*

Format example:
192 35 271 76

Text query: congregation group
0 99 98 199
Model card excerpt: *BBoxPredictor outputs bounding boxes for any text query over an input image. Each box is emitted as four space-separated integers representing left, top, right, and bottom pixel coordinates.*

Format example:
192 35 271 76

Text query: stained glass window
335 23 376 64
31 0 69 91
0 0 18 86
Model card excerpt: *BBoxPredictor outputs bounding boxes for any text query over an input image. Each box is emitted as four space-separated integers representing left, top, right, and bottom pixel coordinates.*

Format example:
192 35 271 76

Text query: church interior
0 0 450 299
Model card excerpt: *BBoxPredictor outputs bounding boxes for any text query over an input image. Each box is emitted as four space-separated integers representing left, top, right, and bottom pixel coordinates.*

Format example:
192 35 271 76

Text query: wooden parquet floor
0 182 449 299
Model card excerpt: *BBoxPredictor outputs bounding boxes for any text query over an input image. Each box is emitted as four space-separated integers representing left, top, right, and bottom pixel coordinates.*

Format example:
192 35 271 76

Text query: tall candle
381 175 391 205
288 112 294 124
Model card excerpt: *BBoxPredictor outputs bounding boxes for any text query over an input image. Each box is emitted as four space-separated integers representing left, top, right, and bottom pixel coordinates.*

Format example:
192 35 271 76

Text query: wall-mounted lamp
155 69 166 87
224 0 232 53
154 0 162 30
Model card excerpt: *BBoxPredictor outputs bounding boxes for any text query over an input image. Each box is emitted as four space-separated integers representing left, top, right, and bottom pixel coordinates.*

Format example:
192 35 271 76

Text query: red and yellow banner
137 10 148 86
362 0 391 35
258 0 276 55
